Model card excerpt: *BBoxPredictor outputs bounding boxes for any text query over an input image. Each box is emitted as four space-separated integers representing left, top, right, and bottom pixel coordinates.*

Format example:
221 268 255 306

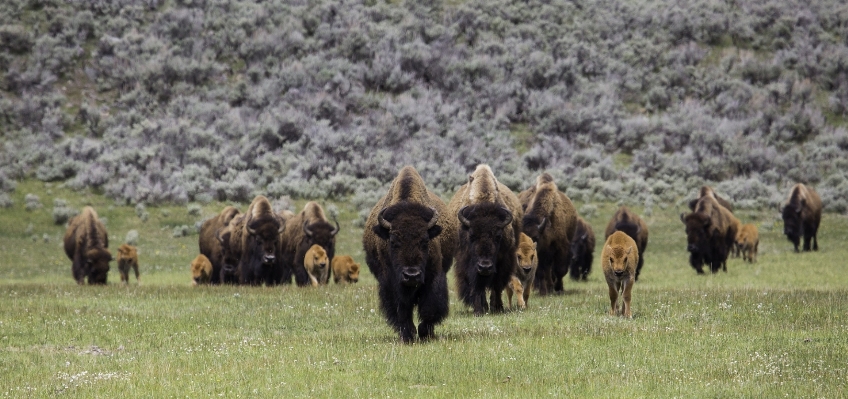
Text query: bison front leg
395 300 417 344
621 277 634 319
417 273 448 342
607 281 619 316
489 288 505 314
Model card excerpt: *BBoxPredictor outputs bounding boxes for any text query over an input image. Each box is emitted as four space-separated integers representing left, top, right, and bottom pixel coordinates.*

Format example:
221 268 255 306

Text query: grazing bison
570 217 595 281
362 166 457 343
506 232 538 310
448 165 523 316
64 206 112 285
332 255 360 284
279 202 340 286
302 244 330 287
521 173 577 295
688 186 734 212
190 254 213 285
198 206 241 284
604 207 648 281
602 231 638 318
681 195 738 274
116 244 139 284
736 224 759 263
781 183 822 252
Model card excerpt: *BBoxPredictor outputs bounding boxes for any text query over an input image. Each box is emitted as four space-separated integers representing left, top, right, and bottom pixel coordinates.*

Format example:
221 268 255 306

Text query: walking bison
604 207 648 281
302 244 330 286
63 206 112 285
602 231 638 318
569 216 595 281
332 255 360 284
506 232 538 310
236 196 286 285
198 206 240 284
116 243 139 284
362 166 457 343
736 224 759 263
279 201 339 286
781 183 822 252
448 165 522 315
681 195 738 274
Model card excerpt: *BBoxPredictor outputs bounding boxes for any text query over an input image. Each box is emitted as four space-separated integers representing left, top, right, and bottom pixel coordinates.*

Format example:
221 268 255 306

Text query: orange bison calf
191 254 214 285
602 231 638 318
117 244 140 284
332 255 360 284
303 244 330 286
736 224 759 263
506 233 537 310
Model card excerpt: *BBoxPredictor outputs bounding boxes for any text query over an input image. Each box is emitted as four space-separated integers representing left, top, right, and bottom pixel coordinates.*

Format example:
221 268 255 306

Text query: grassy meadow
1 181 847 397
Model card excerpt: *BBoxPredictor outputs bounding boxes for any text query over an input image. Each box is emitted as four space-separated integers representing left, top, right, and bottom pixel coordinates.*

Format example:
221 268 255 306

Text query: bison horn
537 217 546 230
330 216 340 236
377 208 392 231
457 206 471 227
498 208 513 229
277 216 286 233
303 221 313 238
426 207 439 229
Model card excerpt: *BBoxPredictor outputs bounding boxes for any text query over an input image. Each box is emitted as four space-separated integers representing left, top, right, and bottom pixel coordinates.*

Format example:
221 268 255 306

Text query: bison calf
117 244 140 284
191 254 213 285
303 244 330 287
736 224 759 263
506 233 537 310
570 217 595 281
332 255 360 284
602 231 638 318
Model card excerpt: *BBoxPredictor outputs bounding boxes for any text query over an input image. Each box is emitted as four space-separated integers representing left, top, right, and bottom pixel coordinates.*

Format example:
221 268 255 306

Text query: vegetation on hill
2 0 848 215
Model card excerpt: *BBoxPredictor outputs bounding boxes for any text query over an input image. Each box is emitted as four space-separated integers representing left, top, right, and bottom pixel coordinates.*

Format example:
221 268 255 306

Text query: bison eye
609 257 614 265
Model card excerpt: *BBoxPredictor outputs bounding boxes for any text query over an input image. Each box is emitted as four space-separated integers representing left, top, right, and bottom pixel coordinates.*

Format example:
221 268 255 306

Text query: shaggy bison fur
303 244 330 286
602 231 638 318
63 206 112 285
236 196 286 285
569 216 595 281
781 183 822 252
117 243 139 284
521 173 577 295
506 232 537 310
448 165 523 316
681 195 738 274
279 202 339 286
362 166 457 343
191 254 213 285
198 206 240 284
604 207 648 281
736 224 759 263
332 255 360 284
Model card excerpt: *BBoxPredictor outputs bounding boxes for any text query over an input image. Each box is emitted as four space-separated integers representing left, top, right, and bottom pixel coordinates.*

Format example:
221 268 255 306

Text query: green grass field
1 181 846 397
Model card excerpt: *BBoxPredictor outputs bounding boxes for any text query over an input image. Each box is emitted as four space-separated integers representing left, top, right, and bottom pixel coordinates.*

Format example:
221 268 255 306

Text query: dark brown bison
688 186 734 212
447 164 523 316
237 196 286 285
781 183 822 252
198 206 240 284
604 207 648 281
681 195 738 274
279 201 339 286
362 166 457 343
521 173 577 295
116 243 139 284
216 214 243 284
63 206 112 285
569 216 595 281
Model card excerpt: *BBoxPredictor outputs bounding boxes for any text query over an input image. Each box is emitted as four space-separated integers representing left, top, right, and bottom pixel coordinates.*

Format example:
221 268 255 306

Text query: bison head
458 204 513 276
302 217 340 260
681 212 711 254
521 214 547 243
246 215 285 265
781 203 802 251
606 245 634 277
373 204 441 287
85 247 112 284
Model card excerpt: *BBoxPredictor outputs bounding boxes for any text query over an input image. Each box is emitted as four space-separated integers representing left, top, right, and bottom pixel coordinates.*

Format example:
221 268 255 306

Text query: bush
24 193 42 211
52 198 78 225
125 230 139 246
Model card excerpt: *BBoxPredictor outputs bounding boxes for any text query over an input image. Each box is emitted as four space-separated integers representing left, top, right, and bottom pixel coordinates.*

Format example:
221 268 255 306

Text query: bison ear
427 224 442 240
373 224 390 240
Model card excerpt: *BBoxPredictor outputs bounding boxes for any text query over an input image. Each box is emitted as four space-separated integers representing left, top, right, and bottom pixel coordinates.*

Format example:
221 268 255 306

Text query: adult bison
447 164 522 316
521 173 577 295
64 206 112 285
362 166 457 343
688 186 734 212
681 195 738 274
569 216 595 282
198 206 241 284
220 196 286 285
279 201 339 286
781 183 822 252
604 207 648 281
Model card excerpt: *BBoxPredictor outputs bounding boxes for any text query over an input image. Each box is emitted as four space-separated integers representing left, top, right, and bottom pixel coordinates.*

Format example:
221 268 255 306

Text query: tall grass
1 181 846 397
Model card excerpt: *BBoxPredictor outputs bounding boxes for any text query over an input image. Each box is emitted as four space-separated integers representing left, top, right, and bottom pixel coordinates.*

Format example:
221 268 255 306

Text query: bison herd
62 167 823 343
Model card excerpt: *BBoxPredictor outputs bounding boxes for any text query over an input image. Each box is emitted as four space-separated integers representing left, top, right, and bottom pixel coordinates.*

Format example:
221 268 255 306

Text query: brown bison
604 207 648 281
602 231 638 318
362 166 457 343
215 214 243 284
116 243 139 284
190 254 213 285
681 195 738 274
448 165 523 315
736 224 759 263
279 201 340 286
570 216 595 281
63 206 112 285
688 186 734 212
303 244 330 287
781 183 822 252
198 206 240 284
506 232 538 310
521 173 577 295
217 196 285 285
332 255 360 284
